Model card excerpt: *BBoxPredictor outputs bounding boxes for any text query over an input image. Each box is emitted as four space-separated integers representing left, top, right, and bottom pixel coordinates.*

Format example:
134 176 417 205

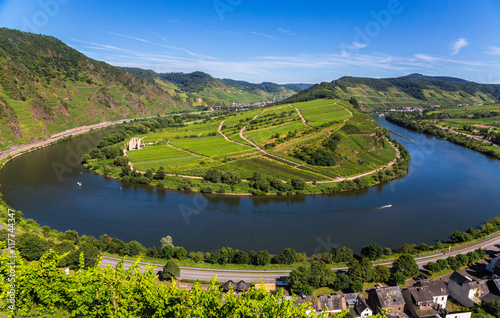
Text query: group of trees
426 248 487 273
0 248 340 317
185 247 304 267
288 253 418 295
248 172 306 195
386 113 500 159
292 134 342 166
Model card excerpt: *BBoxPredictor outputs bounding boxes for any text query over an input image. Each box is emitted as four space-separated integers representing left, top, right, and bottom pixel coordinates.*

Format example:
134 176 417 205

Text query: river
0 118 498 254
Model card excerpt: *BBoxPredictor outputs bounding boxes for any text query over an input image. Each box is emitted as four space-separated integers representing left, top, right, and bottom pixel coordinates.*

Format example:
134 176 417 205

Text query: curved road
99 231 500 283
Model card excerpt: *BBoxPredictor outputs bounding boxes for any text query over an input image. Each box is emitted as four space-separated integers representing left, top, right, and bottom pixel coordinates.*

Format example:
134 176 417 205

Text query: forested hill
0 28 187 150
279 74 500 111
123 68 302 106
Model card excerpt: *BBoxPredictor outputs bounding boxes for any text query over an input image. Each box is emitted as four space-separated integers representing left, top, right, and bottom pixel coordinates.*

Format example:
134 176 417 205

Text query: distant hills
123 68 302 106
2 26 499 150
280 74 500 111
0 28 187 149
0 28 300 149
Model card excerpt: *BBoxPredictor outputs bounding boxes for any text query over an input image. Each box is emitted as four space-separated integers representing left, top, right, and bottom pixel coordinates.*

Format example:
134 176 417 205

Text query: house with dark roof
403 280 449 317
316 294 346 315
344 293 359 308
416 281 448 309
367 286 406 317
354 295 373 318
221 280 250 293
293 293 317 314
447 272 489 308
486 255 500 276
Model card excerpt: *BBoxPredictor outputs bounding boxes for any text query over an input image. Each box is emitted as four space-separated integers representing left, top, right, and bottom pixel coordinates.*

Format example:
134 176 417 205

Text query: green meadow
125 99 399 189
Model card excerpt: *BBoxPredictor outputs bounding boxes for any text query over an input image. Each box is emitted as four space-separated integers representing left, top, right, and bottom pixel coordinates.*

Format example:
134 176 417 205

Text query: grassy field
120 99 400 194
127 145 210 171
170 135 256 158
424 104 500 135
292 100 351 127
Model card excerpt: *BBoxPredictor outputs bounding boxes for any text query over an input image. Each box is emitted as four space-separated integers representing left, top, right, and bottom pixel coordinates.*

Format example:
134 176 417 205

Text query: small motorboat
77 182 82 186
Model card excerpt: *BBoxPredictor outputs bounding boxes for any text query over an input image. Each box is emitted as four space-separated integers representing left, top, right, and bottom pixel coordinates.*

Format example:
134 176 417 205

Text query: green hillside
0 28 188 150
124 68 301 107
279 74 500 111
86 99 408 195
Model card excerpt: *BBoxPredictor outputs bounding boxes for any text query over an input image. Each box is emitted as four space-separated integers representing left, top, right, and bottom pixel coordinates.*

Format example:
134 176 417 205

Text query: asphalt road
100 256 290 283
2 222 500 284
101 231 500 283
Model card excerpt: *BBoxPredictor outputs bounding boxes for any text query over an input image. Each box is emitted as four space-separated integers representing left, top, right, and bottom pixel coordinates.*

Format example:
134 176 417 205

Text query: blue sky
1 0 500 84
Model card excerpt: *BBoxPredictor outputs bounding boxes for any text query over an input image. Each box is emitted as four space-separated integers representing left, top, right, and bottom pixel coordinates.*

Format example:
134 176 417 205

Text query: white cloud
251 32 278 41
485 46 500 55
349 42 368 49
451 38 468 55
278 28 290 34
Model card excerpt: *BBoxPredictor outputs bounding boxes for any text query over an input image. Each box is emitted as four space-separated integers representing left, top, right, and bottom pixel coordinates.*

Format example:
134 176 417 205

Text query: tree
330 246 353 263
360 243 383 261
279 248 298 265
125 241 144 256
456 254 469 267
14 210 23 223
288 266 311 293
233 250 250 264
254 250 271 266
426 262 441 274
335 272 353 292
161 235 174 248
17 233 49 261
309 261 337 288
447 256 460 271
392 254 418 277
162 260 180 281
290 178 307 190
391 271 406 286
175 247 187 260
41 225 51 237
221 171 241 186
483 300 500 317
154 167 166 180
81 154 91 164
62 230 79 244
63 243 100 269
373 265 391 283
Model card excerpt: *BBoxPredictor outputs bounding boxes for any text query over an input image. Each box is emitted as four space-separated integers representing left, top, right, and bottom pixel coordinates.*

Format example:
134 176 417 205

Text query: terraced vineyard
122 99 400 194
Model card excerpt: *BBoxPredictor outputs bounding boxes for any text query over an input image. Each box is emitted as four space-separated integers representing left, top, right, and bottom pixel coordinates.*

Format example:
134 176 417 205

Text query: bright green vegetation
0 28 188 150
170 135 256 158
127 145 207 171
94 99 402 195
278 74 500 112
425 104 500 132
0 249 342 317
386 106 500 159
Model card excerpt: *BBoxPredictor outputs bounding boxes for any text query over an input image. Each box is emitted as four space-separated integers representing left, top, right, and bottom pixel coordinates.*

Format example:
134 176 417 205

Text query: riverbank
85 130 409 196
0 119 143 169
386 113 500 160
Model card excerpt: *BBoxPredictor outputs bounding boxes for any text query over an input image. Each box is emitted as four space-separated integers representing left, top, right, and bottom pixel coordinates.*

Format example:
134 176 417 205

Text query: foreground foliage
0 248 363 317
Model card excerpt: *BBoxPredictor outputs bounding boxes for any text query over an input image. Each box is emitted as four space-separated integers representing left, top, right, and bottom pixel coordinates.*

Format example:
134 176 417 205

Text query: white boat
77 182 82 186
